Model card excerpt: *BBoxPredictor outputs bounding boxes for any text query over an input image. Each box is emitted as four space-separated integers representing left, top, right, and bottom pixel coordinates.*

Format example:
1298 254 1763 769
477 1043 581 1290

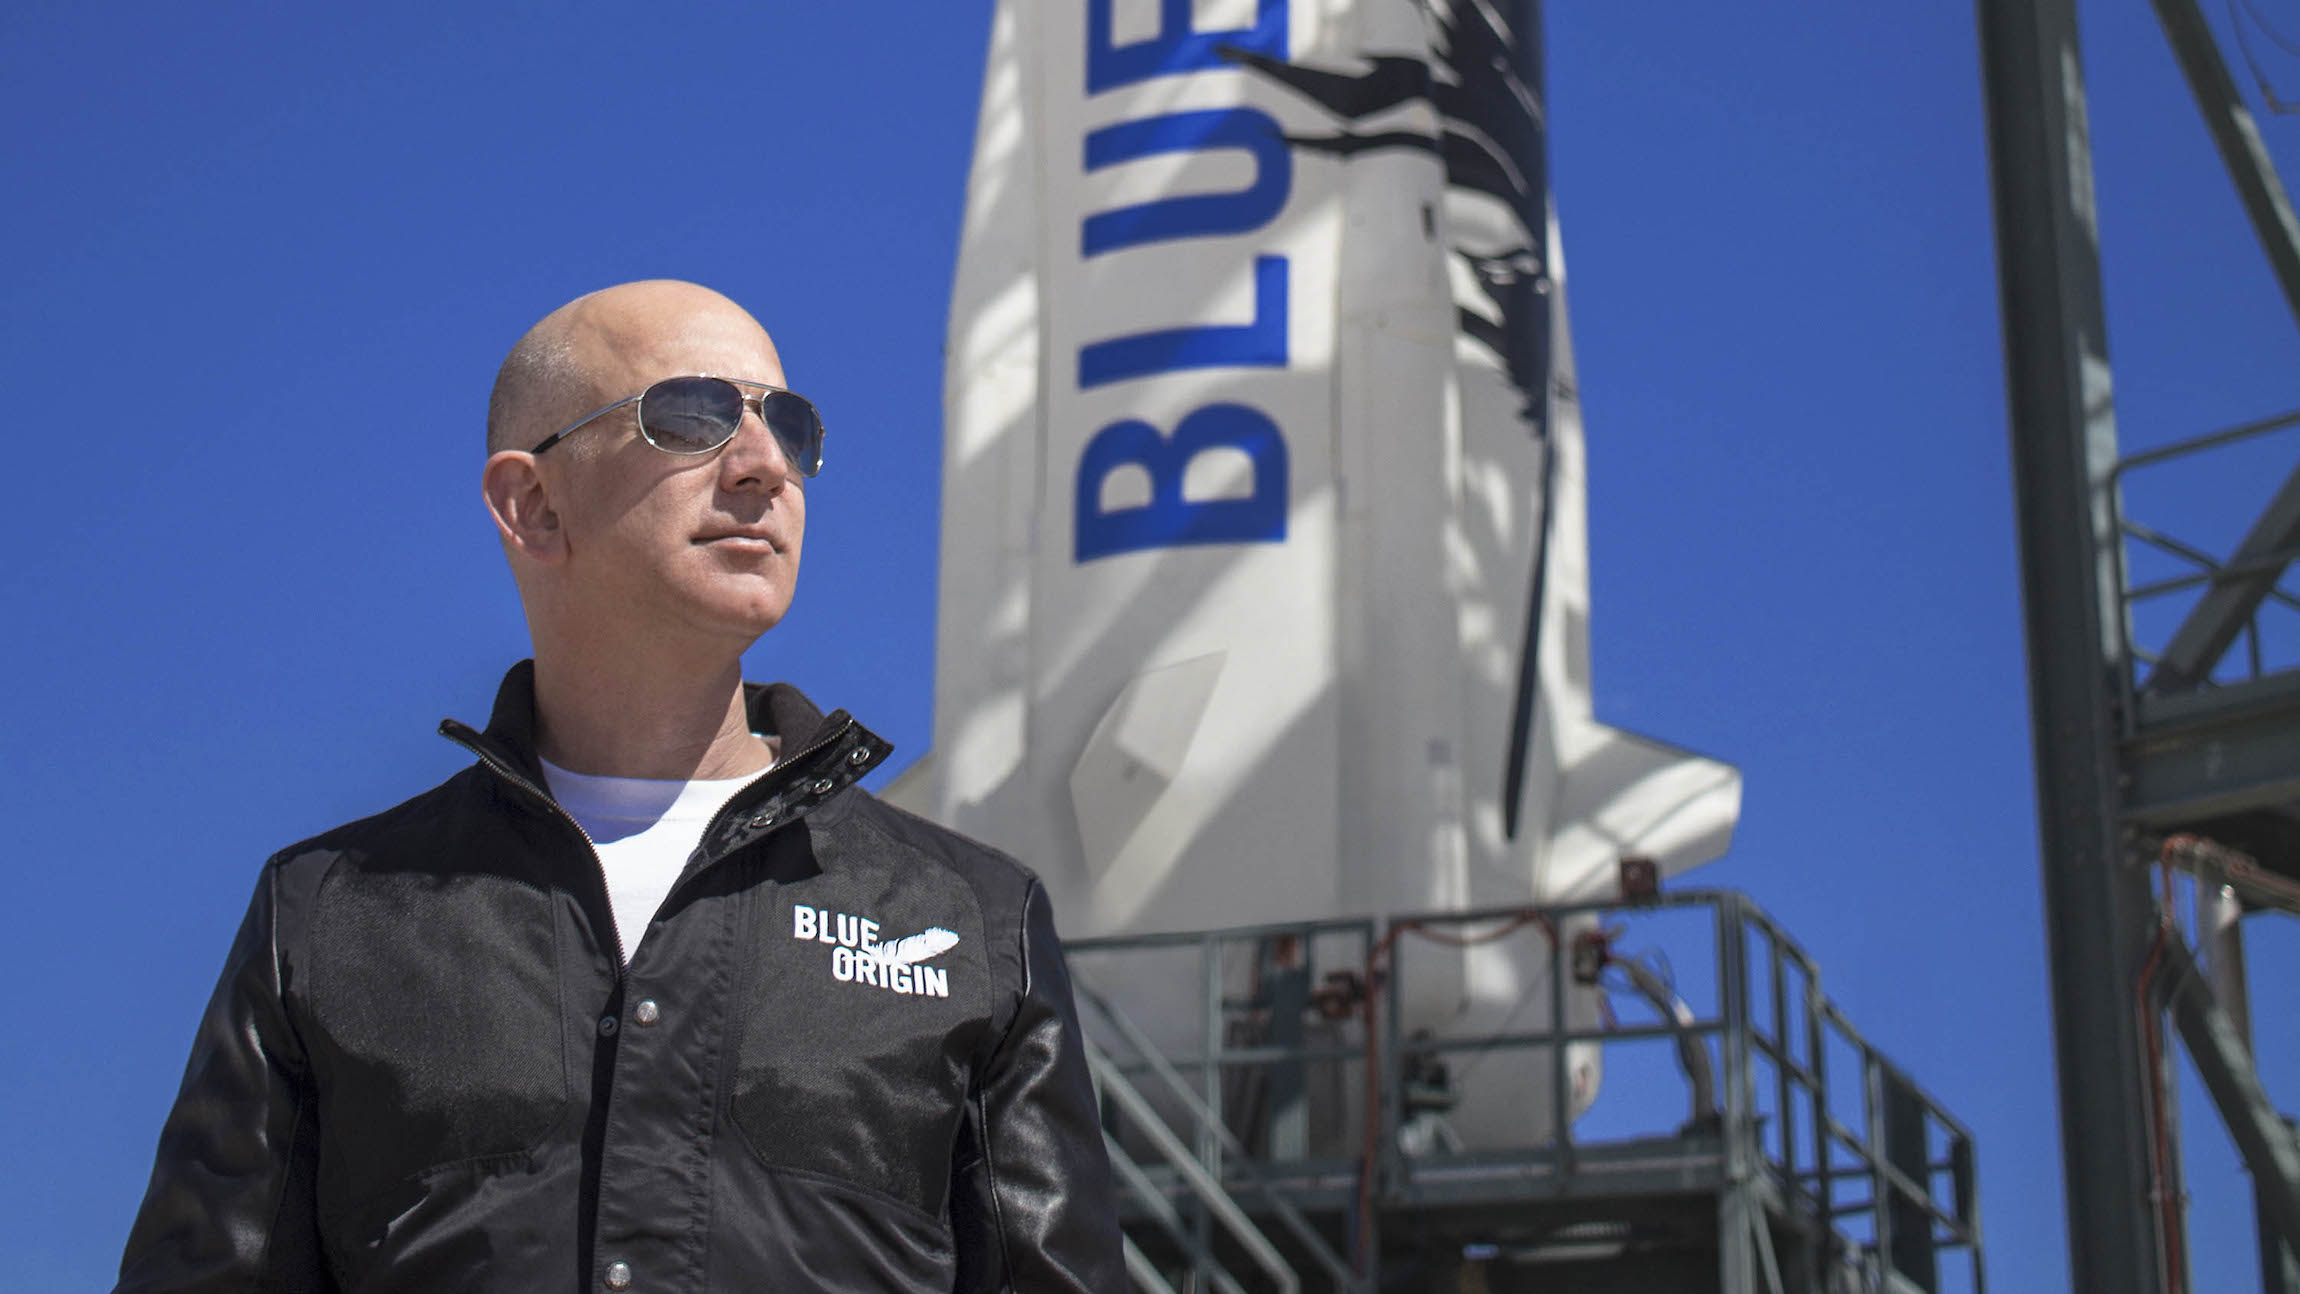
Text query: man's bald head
485 280 786 456
480 278 806 669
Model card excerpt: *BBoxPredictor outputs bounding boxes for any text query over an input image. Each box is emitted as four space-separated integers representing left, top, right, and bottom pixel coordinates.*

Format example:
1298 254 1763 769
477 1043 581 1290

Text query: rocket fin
1545 724 1742 899
1068 653 1226 879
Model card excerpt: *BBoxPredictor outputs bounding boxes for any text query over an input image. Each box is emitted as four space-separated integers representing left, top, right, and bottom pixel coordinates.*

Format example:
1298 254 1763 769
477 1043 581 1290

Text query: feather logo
869 927 960 966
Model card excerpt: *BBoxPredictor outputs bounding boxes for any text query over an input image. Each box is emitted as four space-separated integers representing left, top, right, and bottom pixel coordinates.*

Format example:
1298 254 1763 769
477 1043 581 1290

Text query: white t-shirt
541 744 777 963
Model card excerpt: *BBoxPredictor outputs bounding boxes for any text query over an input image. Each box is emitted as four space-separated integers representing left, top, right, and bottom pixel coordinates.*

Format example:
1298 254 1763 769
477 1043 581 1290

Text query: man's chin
608 568 795 652
696 590 795 644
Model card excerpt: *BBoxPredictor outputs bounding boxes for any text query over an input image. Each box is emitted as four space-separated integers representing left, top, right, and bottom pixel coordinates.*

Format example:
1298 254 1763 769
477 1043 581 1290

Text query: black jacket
115 663 1124 1293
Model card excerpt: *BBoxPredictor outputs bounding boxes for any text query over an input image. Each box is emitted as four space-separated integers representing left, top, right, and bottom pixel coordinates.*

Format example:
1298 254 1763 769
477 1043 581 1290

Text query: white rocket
887 0 1740 1144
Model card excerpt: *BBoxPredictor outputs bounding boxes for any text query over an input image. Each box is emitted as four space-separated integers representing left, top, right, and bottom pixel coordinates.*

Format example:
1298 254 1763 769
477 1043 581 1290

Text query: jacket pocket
707 1160 959 1292
305 866 571 1210
727 886 985 1219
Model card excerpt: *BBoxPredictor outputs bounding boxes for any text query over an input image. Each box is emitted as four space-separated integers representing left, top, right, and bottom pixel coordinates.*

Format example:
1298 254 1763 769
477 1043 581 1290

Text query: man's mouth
695 529 780 552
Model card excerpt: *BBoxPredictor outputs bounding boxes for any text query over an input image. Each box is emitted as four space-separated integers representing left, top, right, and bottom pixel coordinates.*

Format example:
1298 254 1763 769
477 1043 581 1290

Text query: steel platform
1069 890 1983 1294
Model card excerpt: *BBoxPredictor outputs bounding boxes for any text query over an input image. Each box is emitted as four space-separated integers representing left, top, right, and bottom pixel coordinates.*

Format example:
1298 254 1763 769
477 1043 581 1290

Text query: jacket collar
444 660 893 850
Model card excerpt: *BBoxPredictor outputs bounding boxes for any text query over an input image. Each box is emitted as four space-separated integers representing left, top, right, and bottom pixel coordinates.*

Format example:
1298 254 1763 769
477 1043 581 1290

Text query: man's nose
719 406 794 494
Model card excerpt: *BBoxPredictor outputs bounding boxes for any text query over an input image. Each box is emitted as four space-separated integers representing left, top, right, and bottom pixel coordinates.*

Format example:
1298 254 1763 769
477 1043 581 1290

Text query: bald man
115 282 1124 1294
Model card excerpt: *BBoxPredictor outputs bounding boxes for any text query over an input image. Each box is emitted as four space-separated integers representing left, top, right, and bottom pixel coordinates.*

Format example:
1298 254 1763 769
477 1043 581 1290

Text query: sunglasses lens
758 390 825 477
639 377 744 454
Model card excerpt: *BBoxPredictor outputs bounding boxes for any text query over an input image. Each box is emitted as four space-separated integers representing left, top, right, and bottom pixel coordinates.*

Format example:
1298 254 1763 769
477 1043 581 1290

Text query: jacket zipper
441 726 629 972
443 713 859 970
690 714 857 866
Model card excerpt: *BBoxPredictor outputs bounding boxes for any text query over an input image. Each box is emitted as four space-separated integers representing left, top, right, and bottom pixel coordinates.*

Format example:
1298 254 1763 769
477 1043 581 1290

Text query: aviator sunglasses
529 375 826 476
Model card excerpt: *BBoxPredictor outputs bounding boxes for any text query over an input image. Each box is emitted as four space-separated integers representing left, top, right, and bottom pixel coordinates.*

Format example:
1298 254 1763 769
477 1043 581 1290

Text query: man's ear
482 451 568 563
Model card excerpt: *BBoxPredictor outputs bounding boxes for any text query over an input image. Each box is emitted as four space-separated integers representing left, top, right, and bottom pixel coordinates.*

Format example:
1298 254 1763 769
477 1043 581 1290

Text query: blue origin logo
1074 0 1292 564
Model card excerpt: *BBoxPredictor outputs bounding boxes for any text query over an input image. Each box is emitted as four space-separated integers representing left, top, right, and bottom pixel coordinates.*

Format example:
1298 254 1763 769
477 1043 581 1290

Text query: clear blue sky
5 3 2296 1290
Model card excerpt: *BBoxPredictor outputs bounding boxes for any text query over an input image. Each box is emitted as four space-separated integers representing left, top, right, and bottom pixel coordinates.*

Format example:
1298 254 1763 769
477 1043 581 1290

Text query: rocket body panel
907 0 1741 1146
933 0 1042 826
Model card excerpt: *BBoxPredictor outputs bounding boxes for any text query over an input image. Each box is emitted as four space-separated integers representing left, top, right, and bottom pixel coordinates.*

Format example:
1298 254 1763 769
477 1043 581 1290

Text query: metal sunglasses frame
527 375 826 475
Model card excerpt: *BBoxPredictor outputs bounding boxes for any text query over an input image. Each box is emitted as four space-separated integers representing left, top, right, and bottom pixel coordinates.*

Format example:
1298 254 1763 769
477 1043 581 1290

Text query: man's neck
528 647 775 782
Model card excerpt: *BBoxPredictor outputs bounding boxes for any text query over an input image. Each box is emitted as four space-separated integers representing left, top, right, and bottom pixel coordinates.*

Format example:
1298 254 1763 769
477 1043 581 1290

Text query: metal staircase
1083 982 1368 1294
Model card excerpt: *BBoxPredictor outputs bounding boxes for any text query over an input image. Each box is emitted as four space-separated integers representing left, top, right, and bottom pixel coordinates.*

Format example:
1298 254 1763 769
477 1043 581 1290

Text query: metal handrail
1090 1046 1298 1294
2108 411 2300 698
1104 1134 1246 1294
1076 981 1367 1293
1066 890 1985 1291
1120 1235 1178 1294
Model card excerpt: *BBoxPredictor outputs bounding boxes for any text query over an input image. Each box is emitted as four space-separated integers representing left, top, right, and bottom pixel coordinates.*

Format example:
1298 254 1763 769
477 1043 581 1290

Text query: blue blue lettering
1078 255 1287 389
1082 109 1291 257
1086 0 1287 94
1075 403 1289 562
